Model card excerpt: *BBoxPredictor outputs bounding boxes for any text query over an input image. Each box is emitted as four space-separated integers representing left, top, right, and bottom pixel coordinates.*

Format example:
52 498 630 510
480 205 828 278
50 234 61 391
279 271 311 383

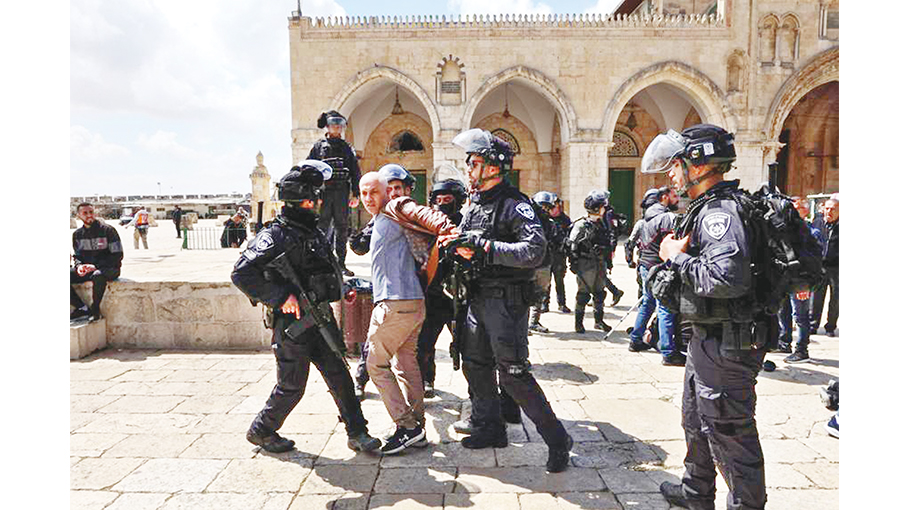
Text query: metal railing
182 227 225 250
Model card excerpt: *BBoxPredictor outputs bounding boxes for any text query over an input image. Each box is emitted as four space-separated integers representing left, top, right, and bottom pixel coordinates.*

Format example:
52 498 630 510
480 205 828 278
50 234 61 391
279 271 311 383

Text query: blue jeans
630 265 676 356
777 293 811 353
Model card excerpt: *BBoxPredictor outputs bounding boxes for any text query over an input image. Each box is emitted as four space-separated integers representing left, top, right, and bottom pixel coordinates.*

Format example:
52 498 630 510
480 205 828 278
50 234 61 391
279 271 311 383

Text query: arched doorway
467 79 564 196
774 82 838 197
609 83 707 223
338 78 436 228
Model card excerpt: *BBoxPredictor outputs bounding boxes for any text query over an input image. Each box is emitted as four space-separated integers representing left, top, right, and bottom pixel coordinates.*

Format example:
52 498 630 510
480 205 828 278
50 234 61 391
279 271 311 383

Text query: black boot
610 289 624 307
461 425 508 449
247 427 295 453
593 311 610 332
574 311 586 334
529 307 549 333
546 434 573 473
659 482 689 508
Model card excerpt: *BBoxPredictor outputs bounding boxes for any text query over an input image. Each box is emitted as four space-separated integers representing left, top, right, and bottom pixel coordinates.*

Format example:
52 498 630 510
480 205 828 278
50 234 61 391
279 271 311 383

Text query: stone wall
73 281 270 352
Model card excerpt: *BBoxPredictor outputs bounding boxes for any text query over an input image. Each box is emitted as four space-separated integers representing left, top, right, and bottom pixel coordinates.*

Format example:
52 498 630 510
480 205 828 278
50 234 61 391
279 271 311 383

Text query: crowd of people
69 111 840 509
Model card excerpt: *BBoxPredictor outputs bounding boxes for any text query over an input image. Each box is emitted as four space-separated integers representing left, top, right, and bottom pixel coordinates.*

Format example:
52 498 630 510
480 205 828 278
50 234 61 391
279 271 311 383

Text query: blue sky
70 0 623 197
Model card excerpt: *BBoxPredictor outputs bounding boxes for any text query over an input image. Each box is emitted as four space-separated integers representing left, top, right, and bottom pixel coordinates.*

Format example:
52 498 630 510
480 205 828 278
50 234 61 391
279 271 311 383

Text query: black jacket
821 220 838 268
231 214 338 309
73 220 123 271
637 203 678 269
307 137 361 195
459 181 546 282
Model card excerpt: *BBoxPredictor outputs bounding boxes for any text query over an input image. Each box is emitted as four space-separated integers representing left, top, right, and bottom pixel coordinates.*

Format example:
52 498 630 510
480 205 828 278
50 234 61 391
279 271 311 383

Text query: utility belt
684 319 772 353
324 169 350 185
471 280 535 307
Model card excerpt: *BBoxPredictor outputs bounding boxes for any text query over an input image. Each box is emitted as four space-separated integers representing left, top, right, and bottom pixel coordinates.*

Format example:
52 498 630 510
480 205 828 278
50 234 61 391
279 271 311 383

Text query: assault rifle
442 231 484 371
267 252 349 367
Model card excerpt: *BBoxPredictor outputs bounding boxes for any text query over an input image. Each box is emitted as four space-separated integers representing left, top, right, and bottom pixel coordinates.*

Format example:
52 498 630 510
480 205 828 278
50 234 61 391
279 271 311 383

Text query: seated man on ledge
71 202 123 322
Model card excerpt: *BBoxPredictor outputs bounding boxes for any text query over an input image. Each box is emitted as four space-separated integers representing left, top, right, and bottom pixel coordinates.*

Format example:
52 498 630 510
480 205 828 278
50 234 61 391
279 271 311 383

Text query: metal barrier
182 227 225 250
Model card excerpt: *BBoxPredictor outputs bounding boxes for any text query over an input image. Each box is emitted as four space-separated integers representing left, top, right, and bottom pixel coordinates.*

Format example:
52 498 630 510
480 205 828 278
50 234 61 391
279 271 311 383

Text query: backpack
731 185 826 313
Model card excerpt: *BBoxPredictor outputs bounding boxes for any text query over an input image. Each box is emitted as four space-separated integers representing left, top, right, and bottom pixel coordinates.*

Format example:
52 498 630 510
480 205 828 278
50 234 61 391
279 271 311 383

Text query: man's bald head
359 171 388 216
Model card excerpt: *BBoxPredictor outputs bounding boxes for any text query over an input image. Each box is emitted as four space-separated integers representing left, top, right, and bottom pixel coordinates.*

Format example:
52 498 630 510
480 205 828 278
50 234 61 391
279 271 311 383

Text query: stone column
562 140 610 218
431 140 468 184
726 132 768 191
250 152 271 227
291 127 323 163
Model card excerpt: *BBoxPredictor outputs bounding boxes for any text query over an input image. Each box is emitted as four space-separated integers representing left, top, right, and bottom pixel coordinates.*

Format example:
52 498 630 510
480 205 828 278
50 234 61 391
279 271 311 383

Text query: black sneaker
381 426 426 455
659 482 689 508
784 351 810 364
342 267 355 277
347 431 381 452
354 384 365 401
558 305 572 314
628 341 650 352
423 383 435 399
611 290 624 307
70 307 91 322
453 417 478 435
594 320 611 332
662 351 687 366
771 343 792 354
529 322 550 333
247 428 295 453
825 329 836 337
546 434 573 473
461 427 508 449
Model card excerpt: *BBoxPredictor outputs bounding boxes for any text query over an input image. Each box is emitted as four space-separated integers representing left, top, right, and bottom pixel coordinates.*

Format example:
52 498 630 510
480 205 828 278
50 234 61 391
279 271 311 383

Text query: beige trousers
366 299 426 429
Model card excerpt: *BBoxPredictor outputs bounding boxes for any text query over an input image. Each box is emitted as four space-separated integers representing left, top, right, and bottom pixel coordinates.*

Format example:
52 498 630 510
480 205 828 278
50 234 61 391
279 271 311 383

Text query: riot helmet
532 191 559 211
641 188 661 210
430 179 467 205
641 124 736 192
584 190 609 215
377 163 416 189
317 110 347 129
277 160 333 203
452 128 514 190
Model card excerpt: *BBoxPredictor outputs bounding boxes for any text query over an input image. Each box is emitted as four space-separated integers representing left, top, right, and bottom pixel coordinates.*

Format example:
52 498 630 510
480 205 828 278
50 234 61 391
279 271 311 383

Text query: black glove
451 231 491 254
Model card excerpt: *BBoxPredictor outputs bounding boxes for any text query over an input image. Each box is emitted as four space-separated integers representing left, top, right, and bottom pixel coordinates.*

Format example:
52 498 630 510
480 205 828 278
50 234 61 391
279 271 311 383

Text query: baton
602 295 645 341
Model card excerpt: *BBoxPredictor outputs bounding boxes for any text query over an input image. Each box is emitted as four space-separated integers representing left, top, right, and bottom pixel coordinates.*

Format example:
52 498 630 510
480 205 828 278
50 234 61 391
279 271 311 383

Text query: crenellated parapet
290 12 724 31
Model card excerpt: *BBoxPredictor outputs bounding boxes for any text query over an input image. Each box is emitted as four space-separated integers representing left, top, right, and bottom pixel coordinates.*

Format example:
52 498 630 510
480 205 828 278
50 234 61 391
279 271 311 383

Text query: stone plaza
70 221 839 510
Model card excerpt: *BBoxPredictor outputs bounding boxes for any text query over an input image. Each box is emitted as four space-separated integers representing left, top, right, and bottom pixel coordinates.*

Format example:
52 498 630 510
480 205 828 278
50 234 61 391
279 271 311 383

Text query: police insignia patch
255 231 274 252
516 203 536 220
703 212 731 240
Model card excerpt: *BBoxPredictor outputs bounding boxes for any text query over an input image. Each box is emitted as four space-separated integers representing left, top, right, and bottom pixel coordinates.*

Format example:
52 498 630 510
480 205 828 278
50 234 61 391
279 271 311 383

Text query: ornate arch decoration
462 65 578 142
388 130 425 153
779 13 801 67
601 61 733 142
759 13 780 65
330 65 441 141
609 127 639 157
763 46 839 141
726 49 747 92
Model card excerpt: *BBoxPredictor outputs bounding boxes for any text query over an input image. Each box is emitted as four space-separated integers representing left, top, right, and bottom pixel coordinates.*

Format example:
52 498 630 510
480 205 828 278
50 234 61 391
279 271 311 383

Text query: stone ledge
71 319 107 360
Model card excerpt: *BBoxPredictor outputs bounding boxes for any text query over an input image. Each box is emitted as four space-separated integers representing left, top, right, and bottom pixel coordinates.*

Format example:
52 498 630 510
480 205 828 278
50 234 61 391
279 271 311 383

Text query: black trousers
461 286 568 448
317 183 352 266
681 323 766 510
575 267 606 320
70 267 120 314
251 313 368 437
544 257 568 308
174 221 181 237
810 266 839 333
417 290 454 387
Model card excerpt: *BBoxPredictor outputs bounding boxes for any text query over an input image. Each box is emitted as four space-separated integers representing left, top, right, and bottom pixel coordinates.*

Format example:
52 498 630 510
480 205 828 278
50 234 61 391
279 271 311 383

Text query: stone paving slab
69 253 839 509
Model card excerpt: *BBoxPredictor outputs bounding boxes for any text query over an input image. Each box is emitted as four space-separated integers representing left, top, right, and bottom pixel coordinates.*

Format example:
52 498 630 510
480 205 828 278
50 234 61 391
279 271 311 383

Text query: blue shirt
370 214 423 303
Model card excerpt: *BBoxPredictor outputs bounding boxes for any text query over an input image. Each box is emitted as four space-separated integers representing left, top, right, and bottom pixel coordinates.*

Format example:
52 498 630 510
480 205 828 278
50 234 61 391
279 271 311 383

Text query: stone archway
462 65 577 143
764 47 839 142
601 60 733 142
331 65 442 141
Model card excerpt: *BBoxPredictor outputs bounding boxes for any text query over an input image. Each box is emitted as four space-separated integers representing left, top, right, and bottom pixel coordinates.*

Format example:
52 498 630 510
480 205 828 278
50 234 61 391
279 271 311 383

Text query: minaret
250 152 271 230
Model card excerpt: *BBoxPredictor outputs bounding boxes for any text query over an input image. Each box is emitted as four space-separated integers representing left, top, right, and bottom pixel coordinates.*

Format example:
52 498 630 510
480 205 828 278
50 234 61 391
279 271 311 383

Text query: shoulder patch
516 202 536 221
703 212 732 240
254 231 274 252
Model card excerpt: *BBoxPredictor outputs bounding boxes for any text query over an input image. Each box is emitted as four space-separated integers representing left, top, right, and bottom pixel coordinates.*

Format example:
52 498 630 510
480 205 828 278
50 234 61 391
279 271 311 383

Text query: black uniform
71 220 123 316
416 210 463 389
544 212 571 310
567 215 619 329
599 207 623 296
172 208 183 238
670 181 767 510
231 210 370 440
308 137 361 267
458 181 569 448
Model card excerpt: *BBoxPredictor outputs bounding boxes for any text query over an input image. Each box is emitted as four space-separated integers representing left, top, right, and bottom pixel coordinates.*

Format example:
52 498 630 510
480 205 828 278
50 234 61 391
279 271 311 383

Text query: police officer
625 188 662 298
232 160 380 454
528 191 559 333
308 110 361 276
448 128 573 473
417 179 467 398
545 196 572 314
642 125 767 509
566 190 617 334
